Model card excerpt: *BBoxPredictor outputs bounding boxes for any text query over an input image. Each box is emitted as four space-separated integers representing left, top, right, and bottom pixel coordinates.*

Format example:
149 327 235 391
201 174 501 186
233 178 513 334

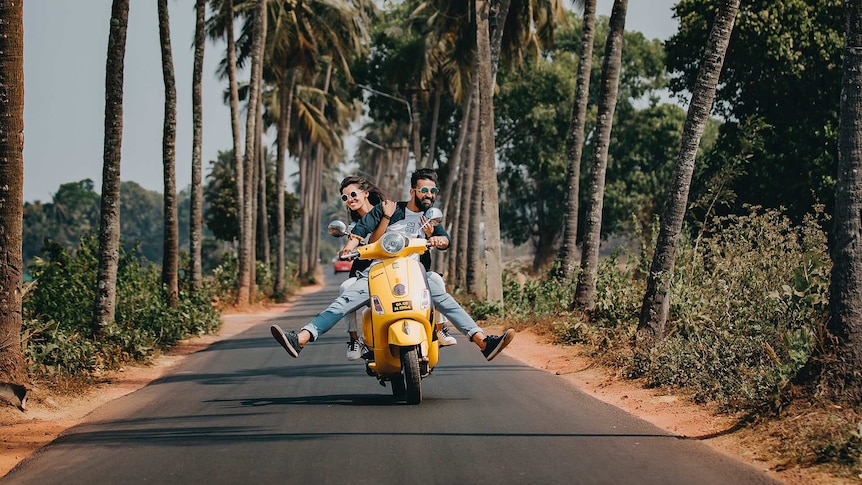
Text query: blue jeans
301 272 482 341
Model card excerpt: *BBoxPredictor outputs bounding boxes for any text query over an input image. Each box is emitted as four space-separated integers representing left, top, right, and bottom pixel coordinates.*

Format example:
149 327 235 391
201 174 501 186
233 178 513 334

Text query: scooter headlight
380 232 407 255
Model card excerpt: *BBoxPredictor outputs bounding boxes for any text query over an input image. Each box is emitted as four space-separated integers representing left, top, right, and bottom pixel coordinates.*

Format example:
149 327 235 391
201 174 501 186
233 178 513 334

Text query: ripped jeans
301 272 481 341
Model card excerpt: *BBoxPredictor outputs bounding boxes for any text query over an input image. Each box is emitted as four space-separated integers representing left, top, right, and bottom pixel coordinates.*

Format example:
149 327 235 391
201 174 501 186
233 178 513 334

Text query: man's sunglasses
416 187 439 194
341 191 359 202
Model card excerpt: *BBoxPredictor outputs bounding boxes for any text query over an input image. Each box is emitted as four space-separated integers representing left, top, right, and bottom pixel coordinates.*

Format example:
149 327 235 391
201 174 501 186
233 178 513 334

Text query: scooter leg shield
387 320 428 347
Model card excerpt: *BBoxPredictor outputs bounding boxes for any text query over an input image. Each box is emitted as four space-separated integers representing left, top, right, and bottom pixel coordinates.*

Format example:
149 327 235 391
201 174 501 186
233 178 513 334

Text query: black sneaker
482 328 515 361
271 325 301 358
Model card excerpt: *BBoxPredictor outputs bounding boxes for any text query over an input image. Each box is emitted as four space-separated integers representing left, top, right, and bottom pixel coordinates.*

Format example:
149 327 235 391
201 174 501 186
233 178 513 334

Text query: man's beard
414 193 434 211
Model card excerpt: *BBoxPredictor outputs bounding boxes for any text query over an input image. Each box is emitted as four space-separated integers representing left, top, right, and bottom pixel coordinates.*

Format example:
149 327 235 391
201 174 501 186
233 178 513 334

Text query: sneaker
271 325 301 358
346 339 363 361
481 328 515 361
437 325 457 347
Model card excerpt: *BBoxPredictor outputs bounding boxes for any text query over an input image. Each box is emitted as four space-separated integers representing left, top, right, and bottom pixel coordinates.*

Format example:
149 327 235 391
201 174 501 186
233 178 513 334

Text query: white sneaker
437 325 457 346
346 339 364 361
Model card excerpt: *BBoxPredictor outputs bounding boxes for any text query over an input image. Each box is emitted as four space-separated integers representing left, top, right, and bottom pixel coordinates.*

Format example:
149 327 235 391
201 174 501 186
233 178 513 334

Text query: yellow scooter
328 209 442 404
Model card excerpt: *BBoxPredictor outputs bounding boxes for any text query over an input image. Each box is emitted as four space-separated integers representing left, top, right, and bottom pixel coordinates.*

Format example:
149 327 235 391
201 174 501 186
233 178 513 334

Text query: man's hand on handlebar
427 236 449 249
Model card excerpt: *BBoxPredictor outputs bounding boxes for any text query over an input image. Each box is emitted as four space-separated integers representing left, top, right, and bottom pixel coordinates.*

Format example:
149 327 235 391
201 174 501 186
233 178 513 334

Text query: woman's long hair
340 176 387 222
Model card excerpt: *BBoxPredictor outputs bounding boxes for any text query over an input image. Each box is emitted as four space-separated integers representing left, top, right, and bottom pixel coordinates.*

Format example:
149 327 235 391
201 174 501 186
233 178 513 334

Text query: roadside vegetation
475 205 862 478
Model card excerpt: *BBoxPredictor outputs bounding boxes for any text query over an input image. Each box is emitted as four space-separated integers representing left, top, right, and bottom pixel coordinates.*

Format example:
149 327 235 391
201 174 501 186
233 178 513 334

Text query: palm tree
0 0 29 409
476 0 503 302
828 0 862 395
465 87 483 296
158 0 179 309
573 0 628 311
238 0 266 305
94 0 131 331
190 0 206 292
557 0 595 281
207 0 247 304
636 0 741 345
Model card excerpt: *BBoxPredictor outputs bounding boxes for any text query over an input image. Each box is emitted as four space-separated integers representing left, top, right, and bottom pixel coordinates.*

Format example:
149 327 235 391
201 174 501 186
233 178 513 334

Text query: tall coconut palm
440 88 474 278
273 66 294 296
636 0 740 345
573 0 628 311
0 0 29 410
238 0 266 305
256 89 269 269
158 0 179 309
190 0 206 292
476 0 504 302
463 85 482 294
207 0 246 303
94 0 131 330
828 0 862 391
556 0 595 281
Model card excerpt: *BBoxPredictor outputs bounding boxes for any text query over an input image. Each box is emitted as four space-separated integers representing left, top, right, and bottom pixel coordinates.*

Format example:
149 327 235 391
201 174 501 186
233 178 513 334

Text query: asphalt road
3 273 780 484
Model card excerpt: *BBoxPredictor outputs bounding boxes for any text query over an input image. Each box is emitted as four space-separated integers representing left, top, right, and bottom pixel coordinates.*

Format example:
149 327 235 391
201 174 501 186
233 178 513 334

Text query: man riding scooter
271 168 515 361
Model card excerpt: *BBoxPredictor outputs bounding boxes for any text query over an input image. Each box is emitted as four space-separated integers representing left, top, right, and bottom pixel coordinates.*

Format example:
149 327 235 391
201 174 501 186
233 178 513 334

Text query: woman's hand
381 200 396 219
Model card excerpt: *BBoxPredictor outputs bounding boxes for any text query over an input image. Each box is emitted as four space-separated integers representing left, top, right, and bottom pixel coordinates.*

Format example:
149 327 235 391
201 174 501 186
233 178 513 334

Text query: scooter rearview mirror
423 207 443 228
328 220 348 237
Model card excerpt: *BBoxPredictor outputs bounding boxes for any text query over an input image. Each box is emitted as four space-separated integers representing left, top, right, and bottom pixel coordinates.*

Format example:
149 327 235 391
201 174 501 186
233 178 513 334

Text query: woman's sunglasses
416 187 439 194
341 191 359 202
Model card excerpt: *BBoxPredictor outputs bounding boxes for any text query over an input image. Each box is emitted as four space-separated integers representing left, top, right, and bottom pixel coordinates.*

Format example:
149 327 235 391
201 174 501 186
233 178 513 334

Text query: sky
21 0 680 204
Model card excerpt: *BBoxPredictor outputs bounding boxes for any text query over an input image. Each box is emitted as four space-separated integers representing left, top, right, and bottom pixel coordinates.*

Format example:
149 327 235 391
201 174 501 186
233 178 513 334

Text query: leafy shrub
635 206 830 410
22 234 222 377
489 206 830 413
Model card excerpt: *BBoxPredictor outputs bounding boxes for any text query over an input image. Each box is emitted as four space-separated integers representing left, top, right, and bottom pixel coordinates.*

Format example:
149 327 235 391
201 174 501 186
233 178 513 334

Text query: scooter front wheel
400 346 422 405
390 374 406 397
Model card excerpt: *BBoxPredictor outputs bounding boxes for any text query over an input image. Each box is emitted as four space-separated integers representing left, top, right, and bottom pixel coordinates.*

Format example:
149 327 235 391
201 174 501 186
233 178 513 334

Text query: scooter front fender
388 320 428 347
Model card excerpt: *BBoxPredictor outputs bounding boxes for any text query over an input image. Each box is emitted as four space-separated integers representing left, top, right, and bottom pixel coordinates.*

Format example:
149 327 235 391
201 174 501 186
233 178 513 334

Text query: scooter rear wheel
400 346 422 405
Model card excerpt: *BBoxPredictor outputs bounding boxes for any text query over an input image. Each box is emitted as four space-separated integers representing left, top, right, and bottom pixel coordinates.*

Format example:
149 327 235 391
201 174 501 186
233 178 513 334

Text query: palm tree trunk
94 0 130 331
239 0 267 305
158 0 179 309
476 0 503 302
299 139 312 277
573 0 628 311
557 0 597 281
637 0 740 345
467 108 484 297
257 94 269 269
311 147 324 275
426 85 442 169
274 69 295 297
0 0 30 406
189 0 206 292
456 85 480 291
411 92 422 167
224 0 247 304
304 62 333 280
438 89 472 278
828 0 862 389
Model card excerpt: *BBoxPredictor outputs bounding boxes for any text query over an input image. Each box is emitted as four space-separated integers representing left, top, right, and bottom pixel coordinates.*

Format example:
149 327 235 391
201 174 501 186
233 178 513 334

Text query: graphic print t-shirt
386 208 424 238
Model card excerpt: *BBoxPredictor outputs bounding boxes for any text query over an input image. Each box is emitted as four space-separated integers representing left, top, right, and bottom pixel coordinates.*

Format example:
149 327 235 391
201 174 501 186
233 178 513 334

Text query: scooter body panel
361 253 438 377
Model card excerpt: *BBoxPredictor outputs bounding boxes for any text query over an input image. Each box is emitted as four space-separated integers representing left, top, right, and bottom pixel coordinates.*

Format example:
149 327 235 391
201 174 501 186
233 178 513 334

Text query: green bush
636 206 830 410
22 234 222 377
494 206 830 413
